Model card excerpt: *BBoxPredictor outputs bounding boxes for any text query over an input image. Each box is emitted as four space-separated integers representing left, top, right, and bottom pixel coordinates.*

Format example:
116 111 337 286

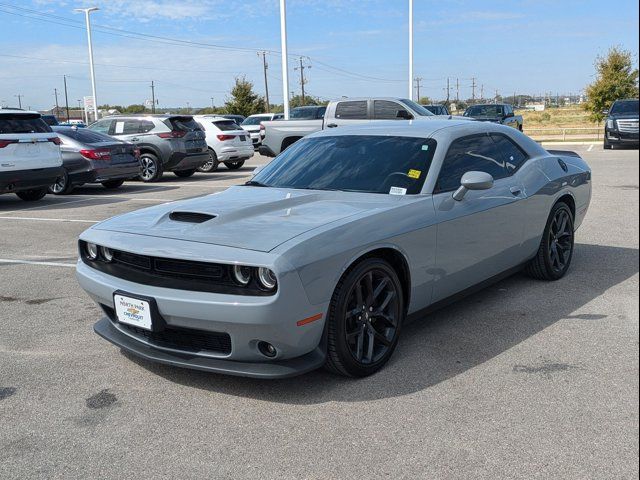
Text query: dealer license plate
114 294 152 331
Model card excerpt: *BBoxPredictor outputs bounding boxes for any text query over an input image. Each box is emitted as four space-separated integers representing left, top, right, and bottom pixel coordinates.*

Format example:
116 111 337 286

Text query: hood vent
169 211 216 223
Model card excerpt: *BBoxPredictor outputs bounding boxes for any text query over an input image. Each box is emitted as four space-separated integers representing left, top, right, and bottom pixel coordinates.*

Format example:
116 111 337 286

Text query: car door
431 133 527 302
502 105 517 129
372 100 413 121
327 100 370 128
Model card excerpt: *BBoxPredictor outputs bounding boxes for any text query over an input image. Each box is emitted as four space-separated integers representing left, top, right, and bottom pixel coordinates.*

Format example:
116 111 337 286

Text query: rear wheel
139 153 162 182
48 169 73 195
325 258 404 377
525 202 574 280
224 160 245 170
198 150 219 173
101 179 125 189
173 169 196 178
16 188 47 201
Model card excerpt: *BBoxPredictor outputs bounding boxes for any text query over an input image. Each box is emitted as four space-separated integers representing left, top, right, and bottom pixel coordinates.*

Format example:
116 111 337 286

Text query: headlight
607 119 615 129
257 267 277 290
232 265 252 285
101 246 114 262
86 242 99 260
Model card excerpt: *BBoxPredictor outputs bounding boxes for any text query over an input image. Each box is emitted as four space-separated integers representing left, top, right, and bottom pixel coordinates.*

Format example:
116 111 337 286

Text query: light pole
14 94 23 109
74 6 99 123
279 0 290 119
408 0 414 100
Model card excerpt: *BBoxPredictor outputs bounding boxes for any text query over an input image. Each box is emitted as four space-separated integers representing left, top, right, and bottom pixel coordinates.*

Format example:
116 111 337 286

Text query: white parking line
0 216 98 223
0 258 76 268
587 144 594 152
13 197 92 212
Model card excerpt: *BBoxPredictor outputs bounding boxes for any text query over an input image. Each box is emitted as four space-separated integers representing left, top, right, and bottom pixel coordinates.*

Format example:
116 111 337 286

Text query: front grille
121 323 232 355
617 119 639 133
80 241 276 296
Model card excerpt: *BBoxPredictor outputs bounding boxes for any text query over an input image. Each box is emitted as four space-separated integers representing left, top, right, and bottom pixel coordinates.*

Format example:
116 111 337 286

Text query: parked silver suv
88 115 208 182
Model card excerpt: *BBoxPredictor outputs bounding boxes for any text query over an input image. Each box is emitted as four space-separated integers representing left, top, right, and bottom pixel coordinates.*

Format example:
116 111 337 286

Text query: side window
435 134 508 193
316 107 327 119
335 101 368 120
490 134 528 174
139 120 155 133
373 100 408 120
89 119 112 134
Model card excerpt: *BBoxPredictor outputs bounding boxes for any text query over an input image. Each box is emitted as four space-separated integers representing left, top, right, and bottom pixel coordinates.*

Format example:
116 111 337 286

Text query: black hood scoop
169 211 217 223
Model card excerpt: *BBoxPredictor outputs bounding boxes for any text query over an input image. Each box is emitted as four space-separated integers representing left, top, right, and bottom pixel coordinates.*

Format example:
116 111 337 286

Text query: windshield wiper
244 180 269 187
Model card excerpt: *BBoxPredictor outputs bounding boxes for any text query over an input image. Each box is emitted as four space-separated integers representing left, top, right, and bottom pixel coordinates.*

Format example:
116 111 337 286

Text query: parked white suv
241 113 284 148
193 116 254 172
0 109 63 201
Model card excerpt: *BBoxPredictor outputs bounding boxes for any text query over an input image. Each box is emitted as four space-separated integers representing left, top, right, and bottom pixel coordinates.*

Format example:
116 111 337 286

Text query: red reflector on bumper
296 313 323 327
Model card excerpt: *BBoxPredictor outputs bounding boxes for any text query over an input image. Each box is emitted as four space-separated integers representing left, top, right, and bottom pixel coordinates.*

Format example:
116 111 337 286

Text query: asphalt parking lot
1 145 638 479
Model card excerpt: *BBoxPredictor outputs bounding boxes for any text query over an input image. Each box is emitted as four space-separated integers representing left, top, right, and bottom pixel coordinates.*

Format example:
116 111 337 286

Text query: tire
324 258 404 377
525 202 575 281
198 150 219 173
101 179 125 189
48 169 73 195
603 140 613 150
518 124 523 132
173 169 196 178
224 160 245 170
139 153 163 182
16 188 47 202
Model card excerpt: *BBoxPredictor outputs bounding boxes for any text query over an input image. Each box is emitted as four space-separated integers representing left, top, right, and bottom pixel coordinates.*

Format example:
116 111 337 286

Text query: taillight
217 134 236 141
49 137 62 145
157 130 187 138
0 139 18 148
80 148 111 161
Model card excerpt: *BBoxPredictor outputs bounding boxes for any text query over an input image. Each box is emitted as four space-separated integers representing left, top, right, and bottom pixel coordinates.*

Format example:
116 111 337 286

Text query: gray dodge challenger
76 119 591 378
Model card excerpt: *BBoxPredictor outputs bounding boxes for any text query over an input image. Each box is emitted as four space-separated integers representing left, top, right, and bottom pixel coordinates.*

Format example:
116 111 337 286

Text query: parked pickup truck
463 104 523 131
258 97 443 157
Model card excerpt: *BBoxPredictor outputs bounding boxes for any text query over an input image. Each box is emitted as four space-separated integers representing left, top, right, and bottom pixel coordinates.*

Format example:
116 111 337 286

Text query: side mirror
602 109 609 116
452 171 494 201
396 110 413 120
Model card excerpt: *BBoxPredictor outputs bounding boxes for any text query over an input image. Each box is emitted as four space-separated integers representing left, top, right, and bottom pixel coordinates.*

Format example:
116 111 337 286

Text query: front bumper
605 128 639 145
0 166 63 194
94 317 325 378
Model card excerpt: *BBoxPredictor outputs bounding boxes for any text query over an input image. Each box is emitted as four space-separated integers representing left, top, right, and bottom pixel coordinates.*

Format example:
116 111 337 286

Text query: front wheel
224 160 245 170
16 188 47 201
139 153 163 182
603 139 612 150
173 169 196 178
198 150 219 173
324 258 404 377
101 179 125 189
525 202 575 281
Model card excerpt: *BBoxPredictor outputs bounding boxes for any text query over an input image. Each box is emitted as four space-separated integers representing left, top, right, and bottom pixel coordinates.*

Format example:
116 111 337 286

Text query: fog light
257 341 277 358
86 242 99 260
102 247 114 262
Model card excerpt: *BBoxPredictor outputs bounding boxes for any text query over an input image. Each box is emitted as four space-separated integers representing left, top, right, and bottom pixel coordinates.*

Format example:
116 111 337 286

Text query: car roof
0 109 41 115
310 119 470 139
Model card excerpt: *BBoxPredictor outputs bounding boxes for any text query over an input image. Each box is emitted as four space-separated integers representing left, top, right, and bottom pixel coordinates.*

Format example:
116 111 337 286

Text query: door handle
326 123 338 128
509 186 522 196
130 137 139 141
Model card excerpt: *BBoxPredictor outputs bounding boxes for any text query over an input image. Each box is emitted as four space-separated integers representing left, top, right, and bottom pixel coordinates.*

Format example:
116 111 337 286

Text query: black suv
604 99 639 149
88 115 208 181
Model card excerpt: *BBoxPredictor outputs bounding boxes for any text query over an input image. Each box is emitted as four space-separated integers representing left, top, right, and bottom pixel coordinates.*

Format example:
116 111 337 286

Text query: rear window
213 120 241 131
165 117 201 132
0 114 52 134
335 101 368 120
57 128 116 144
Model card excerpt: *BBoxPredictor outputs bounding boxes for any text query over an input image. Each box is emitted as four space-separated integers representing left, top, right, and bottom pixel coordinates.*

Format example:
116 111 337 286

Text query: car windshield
251 135 436 194
0 113 51 134
398 99 435 116
464 105 503 117
242 116 270 126
611 100 639 115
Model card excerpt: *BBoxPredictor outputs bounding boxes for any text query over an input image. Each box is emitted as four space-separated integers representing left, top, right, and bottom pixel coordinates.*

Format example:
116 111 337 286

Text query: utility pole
63 75 70 121
210 97 215 110
294 57 310 105
414 77 423 102
150 80 156 113
408 0 414 99
480 84 484 100
470 77 477 103
446 77 450 105
75 7 99 122
54 88 59 116
14 94 23 109
456 78 459 103
258 51 270 113
279 0 290 119
495 89 499 104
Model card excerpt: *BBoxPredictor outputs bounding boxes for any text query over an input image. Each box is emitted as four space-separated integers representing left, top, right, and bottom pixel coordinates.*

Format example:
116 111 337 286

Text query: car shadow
124 243 638 404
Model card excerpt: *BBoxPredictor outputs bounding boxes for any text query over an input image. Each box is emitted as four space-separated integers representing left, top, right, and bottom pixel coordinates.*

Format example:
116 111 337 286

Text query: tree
289 94 327 108
123 104 147 114
418 96 432 105
584 46 639 122
223 76 264 117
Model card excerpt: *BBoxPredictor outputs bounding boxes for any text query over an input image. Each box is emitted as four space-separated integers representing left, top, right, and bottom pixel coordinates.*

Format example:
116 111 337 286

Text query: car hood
93 186 402 252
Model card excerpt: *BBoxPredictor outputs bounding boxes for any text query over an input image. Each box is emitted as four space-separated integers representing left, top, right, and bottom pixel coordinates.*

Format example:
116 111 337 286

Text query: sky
0 0 638 110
